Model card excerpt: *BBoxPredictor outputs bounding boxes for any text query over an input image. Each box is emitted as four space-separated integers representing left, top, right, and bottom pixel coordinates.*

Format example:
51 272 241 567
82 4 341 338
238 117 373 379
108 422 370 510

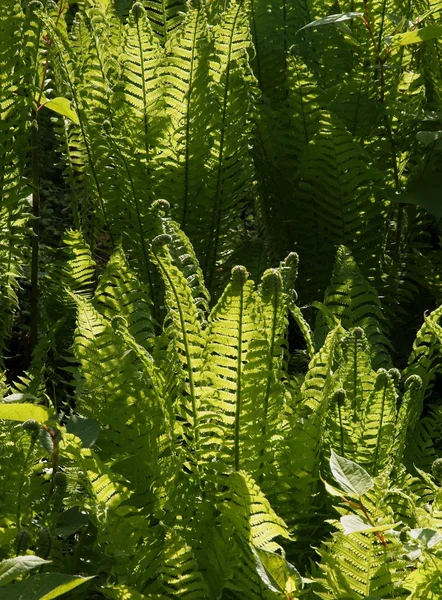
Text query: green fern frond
359 369 397 476
293 114 384 299
158 5 212 234
315 522 407 599
202 0 257 288
122 4 163 144
316 246 391 370
164 220 211 320
94 245 155 351
406 304 442 398
404 553 442 599
220 471 290 599
159 526 209 599
241 268 289 487
141 0 186 43
222 470 289 551
0 0 35 361
199 266 257 474
249 0 290 104
151 235 205 455
72 293 171 508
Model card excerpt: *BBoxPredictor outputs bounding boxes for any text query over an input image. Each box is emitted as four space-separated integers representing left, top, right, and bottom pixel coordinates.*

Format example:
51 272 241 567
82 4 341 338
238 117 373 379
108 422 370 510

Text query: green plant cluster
2 0 442 598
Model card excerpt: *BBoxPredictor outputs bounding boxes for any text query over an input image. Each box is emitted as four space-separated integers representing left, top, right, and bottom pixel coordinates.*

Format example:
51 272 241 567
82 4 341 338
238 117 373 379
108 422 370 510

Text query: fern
141 0 186 43
316 246 391 370
159 5 212 233
293 113 384 299
202 0 257 289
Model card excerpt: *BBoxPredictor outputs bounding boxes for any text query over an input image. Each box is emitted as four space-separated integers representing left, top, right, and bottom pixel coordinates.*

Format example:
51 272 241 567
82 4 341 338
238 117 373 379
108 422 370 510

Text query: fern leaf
220 471 290 598
94 245 155 351
141 0 186 43
199 266 257 474
158 5 211 233
359 369 397 476
202 0 257 288
151 235 205 455
316 246 391 370
293 114 383 299
121 3 164 174
72 293 171 508
241 268 289 487
159 526 209 599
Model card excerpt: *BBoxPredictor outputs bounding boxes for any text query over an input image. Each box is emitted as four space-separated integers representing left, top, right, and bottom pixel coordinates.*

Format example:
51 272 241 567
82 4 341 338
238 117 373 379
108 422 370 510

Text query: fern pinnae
151 235 203 449
104 131 154 295
256 268 286 483
232 266 247 472
162 3 209 230
122 3 163 180
203 0 256 288
44 10 114 242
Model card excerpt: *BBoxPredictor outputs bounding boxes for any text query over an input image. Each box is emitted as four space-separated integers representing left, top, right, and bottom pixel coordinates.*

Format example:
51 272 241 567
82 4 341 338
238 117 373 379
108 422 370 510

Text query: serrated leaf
0 556 50 586
330 449 373 497
0 403 50 423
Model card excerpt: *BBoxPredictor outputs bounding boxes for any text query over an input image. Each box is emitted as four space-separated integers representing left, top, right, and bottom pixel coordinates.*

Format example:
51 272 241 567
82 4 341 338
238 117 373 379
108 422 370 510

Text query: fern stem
250 0 263 90
30 118 40 353
234 272 245 472
135 13 151 180
372 377 387 476
204 2 243 288
258 275 279 483
153 250 200 447
16 435 37 529
181 7 201 229
337 398 345 458
107 136 155 302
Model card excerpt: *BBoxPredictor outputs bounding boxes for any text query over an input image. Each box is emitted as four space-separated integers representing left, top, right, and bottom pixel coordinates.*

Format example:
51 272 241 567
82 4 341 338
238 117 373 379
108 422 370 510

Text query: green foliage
2 0 442 597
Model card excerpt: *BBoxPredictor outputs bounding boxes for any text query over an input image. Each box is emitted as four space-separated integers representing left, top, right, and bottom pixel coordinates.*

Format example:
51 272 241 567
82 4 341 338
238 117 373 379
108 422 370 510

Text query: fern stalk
234 266 246 472
152 245 200 448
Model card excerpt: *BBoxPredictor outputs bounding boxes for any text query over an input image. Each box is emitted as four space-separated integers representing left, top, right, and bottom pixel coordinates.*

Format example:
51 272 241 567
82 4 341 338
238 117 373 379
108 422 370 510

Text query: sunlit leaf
0 403 50 423
0 556 50 587
298 12 364 32
330 449 374 497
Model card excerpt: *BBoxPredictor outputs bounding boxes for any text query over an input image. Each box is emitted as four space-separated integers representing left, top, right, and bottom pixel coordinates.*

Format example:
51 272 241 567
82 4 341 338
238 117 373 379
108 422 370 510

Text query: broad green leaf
0 403 50 423
2 573 94 599
41 97 79 124
0 556 50 586
340 515 398 534
416 130 442 146
3 393 38 403
66 415 100 448
386 173 442 219
322 477 346 497
409 528 442 548
253 547 302 595
298 12 363 32
330 449 374 497
393 23 442 45
56 507 89 538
